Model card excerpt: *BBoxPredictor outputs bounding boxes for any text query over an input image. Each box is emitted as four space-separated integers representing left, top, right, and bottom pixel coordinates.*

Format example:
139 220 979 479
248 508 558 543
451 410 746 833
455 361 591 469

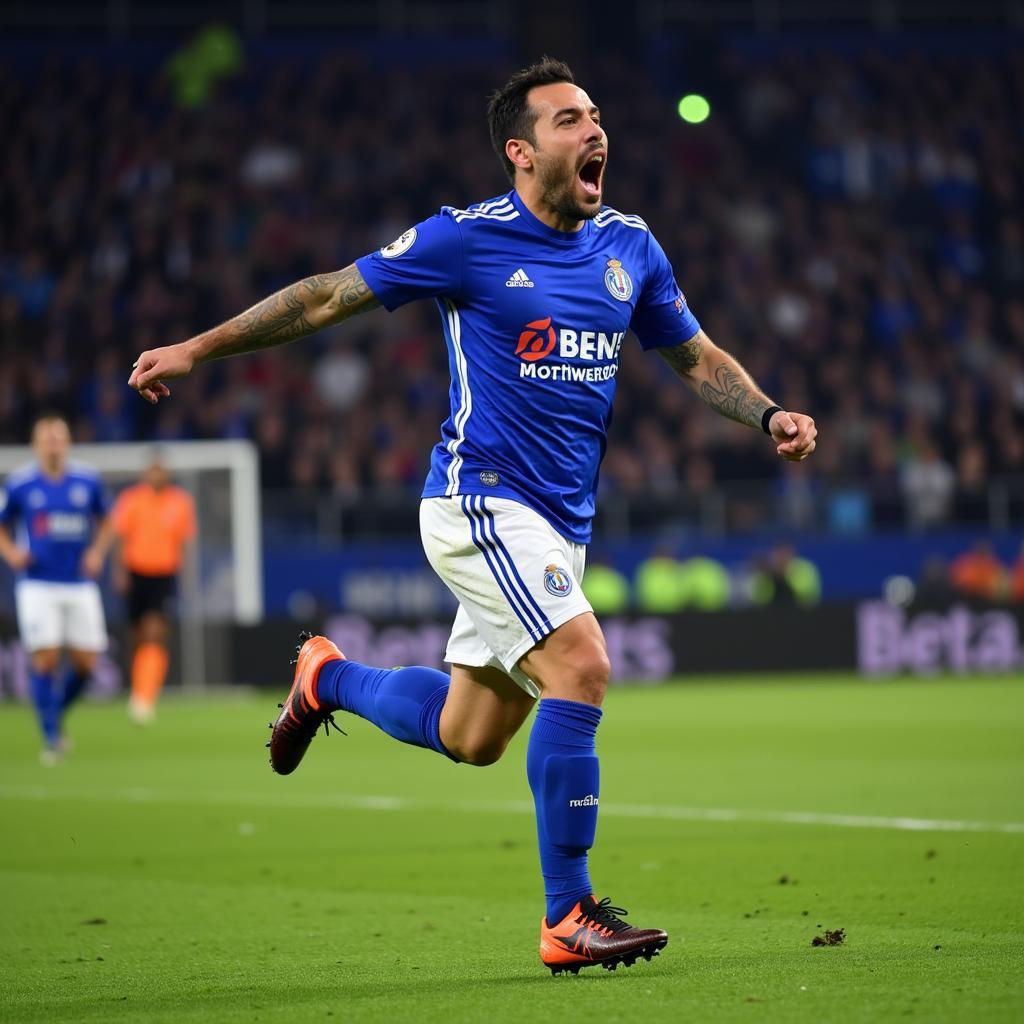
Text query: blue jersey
356 189 700 543
0 462 111 583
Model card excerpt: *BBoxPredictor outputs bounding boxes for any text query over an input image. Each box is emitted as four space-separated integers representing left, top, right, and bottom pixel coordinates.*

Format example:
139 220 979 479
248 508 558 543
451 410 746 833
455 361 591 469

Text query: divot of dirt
80 918 107 926
811 928 846 947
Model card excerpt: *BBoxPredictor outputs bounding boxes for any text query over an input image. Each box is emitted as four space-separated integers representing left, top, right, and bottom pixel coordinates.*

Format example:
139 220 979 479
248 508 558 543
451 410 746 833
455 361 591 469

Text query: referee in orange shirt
112 453 196 723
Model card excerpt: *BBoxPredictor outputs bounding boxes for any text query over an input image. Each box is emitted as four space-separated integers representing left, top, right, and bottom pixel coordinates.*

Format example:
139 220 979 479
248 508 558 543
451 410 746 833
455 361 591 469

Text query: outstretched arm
128 264 380 404
657 329 817 461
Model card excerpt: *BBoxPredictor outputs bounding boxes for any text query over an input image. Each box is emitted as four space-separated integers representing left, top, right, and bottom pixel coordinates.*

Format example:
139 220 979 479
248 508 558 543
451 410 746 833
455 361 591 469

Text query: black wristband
761 405 783 435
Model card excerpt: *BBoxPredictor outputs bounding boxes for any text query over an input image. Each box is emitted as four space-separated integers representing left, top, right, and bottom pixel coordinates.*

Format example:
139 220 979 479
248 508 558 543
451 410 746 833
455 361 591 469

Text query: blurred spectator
901 438 956 529
164 24 243 109
949 541 1008 602
913 555 956 610
1011 544 1024 603
677 557 731 611
634 550 687 613
749 544 822 607
581 561 630 615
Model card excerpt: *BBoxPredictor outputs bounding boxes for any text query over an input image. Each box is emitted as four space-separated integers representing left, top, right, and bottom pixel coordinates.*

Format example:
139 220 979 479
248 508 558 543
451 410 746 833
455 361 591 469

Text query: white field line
1 784 1022 835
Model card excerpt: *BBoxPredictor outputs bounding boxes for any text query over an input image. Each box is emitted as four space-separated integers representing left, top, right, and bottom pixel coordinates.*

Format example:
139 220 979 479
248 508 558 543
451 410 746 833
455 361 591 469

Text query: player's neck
514 185 585 235
39 460 65 480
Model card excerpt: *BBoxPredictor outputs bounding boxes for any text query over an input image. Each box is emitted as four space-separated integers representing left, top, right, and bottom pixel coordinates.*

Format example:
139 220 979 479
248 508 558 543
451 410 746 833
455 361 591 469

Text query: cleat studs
277 703 284 709
265 741 270 748
298 630 313 641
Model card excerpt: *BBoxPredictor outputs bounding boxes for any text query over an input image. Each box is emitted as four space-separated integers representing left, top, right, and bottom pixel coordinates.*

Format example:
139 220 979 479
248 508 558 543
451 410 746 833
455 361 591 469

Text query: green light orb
677 94 710 124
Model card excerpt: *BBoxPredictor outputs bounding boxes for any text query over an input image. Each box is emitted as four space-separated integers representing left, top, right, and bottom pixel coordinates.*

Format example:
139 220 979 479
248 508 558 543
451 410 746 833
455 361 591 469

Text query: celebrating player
129 58 817 973
0 412 115 763
111 452 197 724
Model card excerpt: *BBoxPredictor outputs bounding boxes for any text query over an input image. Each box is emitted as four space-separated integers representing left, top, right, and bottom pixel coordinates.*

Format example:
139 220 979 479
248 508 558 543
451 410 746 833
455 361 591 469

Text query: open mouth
578 152 605 197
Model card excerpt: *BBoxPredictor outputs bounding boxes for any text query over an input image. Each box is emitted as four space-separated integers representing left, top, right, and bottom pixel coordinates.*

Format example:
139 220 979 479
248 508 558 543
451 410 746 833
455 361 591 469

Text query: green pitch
1 675 1021 1023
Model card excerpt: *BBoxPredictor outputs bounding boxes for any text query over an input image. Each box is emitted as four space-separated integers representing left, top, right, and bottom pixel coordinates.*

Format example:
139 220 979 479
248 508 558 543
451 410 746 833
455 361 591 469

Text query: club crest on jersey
379 228 417 259
543 564 573 597
69 483 90 507
515 317 557 362
604 259 633 302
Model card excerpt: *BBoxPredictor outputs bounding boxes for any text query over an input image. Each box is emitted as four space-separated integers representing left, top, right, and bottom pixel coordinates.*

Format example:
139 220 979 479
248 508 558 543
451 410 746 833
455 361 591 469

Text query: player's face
526 82 607 221
145 462 170 489
32 418 71 470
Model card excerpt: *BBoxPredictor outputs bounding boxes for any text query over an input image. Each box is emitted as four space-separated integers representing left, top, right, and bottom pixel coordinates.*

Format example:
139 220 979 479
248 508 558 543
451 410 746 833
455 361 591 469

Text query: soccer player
111 452 197 723
0 412 115 763
128 58 817 973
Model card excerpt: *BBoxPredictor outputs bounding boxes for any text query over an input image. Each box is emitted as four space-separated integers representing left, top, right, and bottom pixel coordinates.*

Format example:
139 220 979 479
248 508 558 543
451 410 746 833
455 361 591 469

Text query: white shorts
420 495 592 698
15 579 108 653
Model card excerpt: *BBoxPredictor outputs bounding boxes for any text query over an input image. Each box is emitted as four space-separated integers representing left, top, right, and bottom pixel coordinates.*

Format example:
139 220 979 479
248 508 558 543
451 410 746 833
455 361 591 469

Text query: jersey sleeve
629 231 701 351
355 211 463 312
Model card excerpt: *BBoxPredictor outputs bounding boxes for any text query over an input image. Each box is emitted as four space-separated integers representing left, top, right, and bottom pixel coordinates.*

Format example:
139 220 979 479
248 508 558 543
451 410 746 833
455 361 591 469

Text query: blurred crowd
914 539 1024 606
1 37 1023 533
584 542 822 614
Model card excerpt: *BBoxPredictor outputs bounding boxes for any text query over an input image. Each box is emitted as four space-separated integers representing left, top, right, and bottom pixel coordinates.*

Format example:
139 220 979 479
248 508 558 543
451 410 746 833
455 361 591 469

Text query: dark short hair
31 409 70 433
488 57 576 185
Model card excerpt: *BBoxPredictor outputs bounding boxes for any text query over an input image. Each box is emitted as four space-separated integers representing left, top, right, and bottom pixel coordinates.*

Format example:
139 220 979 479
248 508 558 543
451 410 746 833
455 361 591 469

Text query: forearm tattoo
657 335 703 375
236 281 317 346
216 266 379 356
699 363 772 429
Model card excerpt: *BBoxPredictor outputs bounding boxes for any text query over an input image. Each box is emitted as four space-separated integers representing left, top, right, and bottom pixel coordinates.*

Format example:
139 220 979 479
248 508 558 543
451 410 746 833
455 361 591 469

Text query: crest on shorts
543 564 573 597
604 259 633 302
380 228 417 259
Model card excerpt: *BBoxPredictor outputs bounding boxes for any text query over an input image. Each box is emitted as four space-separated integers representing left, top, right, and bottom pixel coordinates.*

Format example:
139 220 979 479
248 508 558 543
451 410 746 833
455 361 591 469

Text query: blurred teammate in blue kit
0 413 115 763
129 58 817 972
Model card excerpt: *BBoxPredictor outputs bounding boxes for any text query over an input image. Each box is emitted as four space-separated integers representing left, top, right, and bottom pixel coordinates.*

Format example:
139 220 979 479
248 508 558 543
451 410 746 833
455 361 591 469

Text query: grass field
1 674 1022 1023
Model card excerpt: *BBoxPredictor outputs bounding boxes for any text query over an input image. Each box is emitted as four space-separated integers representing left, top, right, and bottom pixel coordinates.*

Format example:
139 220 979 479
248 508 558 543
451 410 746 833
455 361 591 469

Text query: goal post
0 439 263 690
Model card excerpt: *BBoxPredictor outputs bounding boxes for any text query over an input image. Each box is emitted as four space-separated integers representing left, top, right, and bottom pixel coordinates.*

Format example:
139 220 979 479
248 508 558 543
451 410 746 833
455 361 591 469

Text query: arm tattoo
657 335 703 376
326 263 379 315
699 363 772 429
236 280 317 346
209 265 380 359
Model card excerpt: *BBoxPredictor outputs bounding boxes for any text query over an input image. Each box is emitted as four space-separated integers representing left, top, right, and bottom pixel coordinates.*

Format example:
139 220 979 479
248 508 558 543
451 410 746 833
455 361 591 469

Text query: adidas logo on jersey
505 268 534 288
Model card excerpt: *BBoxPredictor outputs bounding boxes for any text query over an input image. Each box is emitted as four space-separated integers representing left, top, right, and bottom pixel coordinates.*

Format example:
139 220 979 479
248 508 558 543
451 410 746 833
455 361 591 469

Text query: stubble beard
537 154 599 223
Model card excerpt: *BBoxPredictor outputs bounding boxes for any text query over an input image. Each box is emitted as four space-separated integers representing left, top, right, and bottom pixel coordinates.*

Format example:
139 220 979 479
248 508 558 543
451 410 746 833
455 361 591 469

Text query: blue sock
29 670 61 746
60 668 90 712
316 661 455 761
526 698 603 926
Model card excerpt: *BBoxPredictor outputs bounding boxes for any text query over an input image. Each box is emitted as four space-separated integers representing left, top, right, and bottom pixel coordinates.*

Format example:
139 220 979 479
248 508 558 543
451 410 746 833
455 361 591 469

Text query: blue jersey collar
510 190 594 245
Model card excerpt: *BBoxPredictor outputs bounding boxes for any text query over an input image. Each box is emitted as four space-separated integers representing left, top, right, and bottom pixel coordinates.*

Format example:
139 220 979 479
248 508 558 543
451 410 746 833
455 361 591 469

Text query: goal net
0 439 262 693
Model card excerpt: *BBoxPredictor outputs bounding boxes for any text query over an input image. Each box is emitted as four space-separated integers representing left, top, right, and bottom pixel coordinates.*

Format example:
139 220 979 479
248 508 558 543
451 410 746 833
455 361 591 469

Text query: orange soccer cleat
267 631 346 775
539 896 668 975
